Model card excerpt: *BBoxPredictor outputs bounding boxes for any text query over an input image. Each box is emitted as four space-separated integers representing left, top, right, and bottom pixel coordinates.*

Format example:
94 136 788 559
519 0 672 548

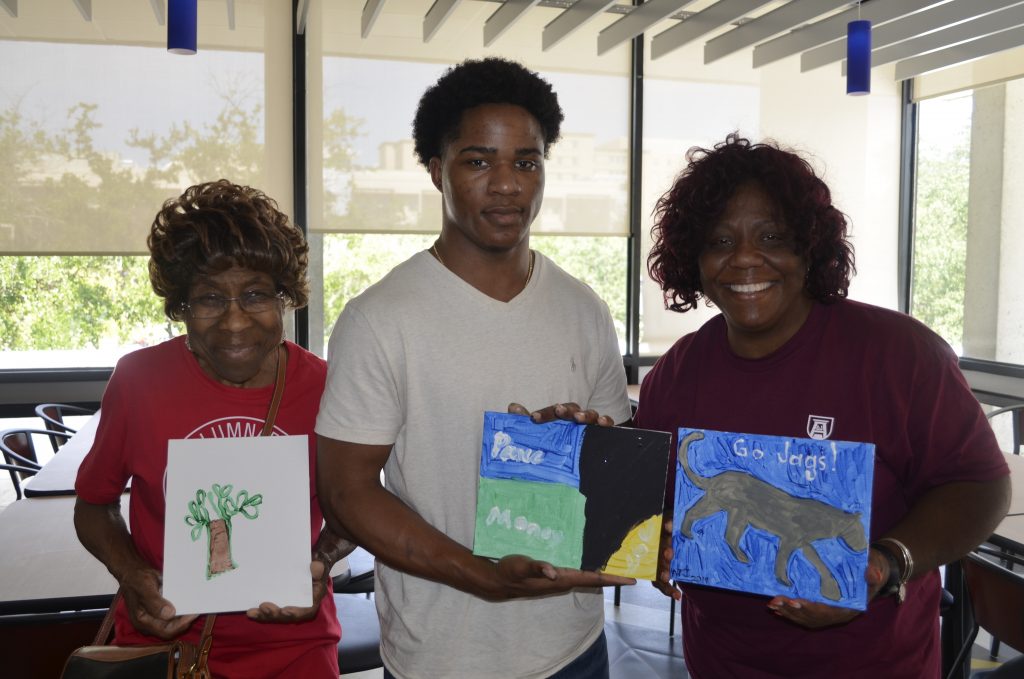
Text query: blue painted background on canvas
670 428 875 609
481 412 583 486
475 412 672 578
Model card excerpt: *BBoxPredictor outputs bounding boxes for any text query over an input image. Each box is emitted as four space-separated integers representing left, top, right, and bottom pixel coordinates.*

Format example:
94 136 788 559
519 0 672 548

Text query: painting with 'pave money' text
671 428 875 609
473 412 671 580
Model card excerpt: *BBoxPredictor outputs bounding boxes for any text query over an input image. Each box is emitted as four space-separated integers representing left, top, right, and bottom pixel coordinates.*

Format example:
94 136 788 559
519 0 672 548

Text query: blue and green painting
671 428 875 609
473 412 672 580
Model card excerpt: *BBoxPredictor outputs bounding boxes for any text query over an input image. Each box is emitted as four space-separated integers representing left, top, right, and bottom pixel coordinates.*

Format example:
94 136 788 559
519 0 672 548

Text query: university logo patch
806 415 834 440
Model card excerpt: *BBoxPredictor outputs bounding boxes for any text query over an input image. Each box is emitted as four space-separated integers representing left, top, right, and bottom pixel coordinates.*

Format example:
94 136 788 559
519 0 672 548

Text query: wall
759 59 903 310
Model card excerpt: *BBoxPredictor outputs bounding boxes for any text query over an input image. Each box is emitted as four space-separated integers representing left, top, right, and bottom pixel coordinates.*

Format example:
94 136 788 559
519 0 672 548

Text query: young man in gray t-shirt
316 58 632 679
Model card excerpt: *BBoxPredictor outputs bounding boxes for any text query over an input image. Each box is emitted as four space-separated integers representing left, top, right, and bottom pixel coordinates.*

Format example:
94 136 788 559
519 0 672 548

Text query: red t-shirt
635 299 1008 679
76 337 340 678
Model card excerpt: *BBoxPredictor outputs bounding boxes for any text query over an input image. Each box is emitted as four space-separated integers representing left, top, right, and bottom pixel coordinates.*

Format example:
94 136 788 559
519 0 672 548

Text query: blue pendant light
846 18 871 96
168 0 198 55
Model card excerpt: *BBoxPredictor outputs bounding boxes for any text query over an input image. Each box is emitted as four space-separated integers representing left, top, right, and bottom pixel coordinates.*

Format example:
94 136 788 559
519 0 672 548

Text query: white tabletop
993 514 1024 553
1004 452 1024 516
0 494 123 615
22 412 115 497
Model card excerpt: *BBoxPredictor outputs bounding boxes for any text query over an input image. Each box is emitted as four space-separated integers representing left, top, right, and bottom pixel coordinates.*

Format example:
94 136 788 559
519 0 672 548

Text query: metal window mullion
897 79 917 316
625 2 645 384
292 0 309 349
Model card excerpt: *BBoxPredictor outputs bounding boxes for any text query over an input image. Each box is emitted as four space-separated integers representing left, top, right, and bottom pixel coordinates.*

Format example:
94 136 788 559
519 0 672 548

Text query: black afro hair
412 57 563 167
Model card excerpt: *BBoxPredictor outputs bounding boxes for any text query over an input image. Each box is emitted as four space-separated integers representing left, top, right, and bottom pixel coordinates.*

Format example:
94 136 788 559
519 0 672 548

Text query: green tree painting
185 484 263 579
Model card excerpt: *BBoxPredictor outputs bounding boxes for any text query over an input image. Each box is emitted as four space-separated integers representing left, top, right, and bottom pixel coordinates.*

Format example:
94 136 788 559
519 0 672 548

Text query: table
990 452 1024 547
22 410 101 497
990 514 1024 553
0 494 122 616
1004 452 1024 516
0 494 126 676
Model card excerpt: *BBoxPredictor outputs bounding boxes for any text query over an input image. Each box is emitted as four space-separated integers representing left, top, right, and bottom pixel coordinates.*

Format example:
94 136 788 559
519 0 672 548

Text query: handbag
60 597 216 679
61 345 288 679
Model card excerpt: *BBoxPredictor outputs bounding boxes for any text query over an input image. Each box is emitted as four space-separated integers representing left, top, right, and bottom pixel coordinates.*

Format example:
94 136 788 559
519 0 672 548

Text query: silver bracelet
875 537 914 583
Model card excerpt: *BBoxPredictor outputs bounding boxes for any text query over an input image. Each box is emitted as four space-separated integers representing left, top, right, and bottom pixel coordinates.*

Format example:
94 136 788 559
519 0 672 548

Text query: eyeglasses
183 290 284 319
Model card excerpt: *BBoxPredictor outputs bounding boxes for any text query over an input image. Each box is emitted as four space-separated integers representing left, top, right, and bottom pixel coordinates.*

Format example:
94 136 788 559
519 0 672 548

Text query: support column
995 79 1024 364
962 85 1004 360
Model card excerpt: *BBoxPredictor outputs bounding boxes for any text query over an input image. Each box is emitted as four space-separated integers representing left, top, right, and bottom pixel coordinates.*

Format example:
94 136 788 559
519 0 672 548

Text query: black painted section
578 426 671 572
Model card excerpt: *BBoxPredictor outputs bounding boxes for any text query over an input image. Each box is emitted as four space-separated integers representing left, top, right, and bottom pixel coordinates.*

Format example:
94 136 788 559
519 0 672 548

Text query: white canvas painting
163 435 312 615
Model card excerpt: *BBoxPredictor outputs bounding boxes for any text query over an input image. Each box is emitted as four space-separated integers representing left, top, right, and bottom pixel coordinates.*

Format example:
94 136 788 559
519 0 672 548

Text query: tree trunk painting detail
207 519 234 576
185 484 263 579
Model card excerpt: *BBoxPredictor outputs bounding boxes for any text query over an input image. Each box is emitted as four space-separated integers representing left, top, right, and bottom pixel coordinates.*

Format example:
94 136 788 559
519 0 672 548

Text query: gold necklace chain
431 243 535 286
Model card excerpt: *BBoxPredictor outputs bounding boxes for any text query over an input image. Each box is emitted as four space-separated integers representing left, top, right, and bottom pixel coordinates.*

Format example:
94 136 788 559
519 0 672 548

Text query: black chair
987 404 1024 455
334 593 382 674
0 461 41 501
333 547 381 674
34 403 95 453
945 547 1024 679
0 428 70 500
980 403 1023 660
333 546 375 598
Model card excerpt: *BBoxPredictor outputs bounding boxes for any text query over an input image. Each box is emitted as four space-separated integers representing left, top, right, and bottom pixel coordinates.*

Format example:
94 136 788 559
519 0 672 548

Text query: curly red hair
648 133 854 312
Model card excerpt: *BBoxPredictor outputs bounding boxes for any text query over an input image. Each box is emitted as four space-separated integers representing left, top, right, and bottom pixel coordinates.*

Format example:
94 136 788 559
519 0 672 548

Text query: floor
336 586 1022 679
603 583 689 678
968 631 1023 677
339 584 684 679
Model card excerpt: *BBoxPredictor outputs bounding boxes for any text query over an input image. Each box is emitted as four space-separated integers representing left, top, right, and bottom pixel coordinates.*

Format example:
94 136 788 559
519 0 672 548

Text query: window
0 1 291 369
306 1 631 355
911 78 1024 366
0 1 922 380
638 73 761 355
635 17 904 358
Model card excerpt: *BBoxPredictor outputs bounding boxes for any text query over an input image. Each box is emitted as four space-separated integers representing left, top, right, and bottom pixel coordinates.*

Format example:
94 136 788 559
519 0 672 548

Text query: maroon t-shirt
635 299 1008 679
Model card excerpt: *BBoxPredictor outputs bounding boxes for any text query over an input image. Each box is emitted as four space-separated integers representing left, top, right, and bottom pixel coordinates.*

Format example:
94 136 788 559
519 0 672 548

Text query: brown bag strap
93 591 217 645
92 590 119 645
261 344 287 436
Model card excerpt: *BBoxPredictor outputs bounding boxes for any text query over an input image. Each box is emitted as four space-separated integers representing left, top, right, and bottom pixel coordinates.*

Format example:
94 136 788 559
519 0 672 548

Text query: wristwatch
872 538 913 604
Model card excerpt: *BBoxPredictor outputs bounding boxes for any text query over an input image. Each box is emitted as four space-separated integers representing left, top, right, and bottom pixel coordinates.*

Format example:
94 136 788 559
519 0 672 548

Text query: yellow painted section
602 514 661 580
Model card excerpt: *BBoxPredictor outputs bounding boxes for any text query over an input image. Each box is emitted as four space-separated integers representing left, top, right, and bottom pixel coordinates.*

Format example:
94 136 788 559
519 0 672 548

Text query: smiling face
184 266 283 388
699 181 813 359
428 103 545 254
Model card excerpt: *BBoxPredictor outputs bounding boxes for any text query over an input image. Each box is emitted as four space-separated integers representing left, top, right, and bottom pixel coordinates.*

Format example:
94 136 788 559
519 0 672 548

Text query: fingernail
788 601 802 609
531 412 541 421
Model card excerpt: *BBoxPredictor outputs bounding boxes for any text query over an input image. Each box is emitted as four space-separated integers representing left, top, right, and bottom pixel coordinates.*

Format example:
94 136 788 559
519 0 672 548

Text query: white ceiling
3 0 1023 82
427 0 1024 80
